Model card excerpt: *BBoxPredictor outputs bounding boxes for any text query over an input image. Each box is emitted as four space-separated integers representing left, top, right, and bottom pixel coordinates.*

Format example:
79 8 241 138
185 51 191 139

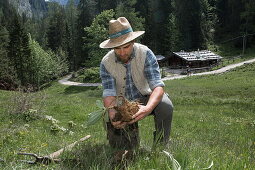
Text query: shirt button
124 77 126 80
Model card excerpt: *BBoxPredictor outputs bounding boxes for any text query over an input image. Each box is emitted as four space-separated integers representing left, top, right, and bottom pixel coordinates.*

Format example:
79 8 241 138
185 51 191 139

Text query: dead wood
49 135 91 159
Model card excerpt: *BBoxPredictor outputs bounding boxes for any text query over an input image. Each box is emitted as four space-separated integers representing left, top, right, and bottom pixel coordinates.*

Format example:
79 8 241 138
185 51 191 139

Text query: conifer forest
0 0 255 90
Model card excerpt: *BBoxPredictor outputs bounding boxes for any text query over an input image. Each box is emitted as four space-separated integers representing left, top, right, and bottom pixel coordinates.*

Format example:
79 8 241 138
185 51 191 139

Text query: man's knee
155 93 173 119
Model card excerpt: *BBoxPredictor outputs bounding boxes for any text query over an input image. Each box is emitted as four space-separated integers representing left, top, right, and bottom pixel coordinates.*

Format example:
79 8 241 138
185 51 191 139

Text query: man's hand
108 108 127 129
128 105 152 124
111 121 127 129
128 86 164 124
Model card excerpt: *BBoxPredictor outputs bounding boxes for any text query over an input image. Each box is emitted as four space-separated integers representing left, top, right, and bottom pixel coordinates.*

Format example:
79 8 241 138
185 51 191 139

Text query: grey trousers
107 93 173 149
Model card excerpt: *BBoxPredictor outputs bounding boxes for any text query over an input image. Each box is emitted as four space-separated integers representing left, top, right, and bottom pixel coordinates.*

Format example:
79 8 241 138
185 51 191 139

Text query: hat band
109 28 133 39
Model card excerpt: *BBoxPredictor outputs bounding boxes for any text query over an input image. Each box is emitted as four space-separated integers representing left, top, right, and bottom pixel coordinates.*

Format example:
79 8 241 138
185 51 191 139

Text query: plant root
112 96 140 122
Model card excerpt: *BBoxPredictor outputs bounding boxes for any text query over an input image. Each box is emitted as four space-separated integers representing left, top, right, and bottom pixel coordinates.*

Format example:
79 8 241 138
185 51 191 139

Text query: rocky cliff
49 0 68 5
8 0 32 18
49 0 80 6
8 0 47 18
30 0 47 18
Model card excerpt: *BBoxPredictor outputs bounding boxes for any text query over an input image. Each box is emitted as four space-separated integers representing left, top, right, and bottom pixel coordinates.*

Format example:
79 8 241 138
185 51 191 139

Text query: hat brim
99 31 145 49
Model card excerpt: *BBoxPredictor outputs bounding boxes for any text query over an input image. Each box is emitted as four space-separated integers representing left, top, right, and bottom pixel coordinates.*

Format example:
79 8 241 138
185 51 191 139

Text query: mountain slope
8 0 32 18
49 0 68 5
7 0 47 18
49 0 79 6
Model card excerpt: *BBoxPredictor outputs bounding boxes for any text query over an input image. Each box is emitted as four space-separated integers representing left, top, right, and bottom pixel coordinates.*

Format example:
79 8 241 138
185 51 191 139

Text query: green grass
164 63 255 169
208 44 255 70
1 62 255 169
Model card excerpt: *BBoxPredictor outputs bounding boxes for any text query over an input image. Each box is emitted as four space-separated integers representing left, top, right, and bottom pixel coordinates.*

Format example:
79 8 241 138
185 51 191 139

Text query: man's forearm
103 96 116 121
146 86 164 112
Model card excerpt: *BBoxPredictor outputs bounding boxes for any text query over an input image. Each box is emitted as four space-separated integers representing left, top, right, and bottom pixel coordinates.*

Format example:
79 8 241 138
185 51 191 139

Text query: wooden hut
168 50 222 69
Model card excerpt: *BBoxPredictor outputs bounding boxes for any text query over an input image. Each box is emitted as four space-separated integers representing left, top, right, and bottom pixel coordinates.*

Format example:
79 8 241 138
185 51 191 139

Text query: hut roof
173 50 222 61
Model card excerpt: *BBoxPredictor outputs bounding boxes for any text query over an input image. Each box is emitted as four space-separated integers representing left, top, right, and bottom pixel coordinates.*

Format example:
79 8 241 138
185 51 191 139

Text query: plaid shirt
100 49 164 101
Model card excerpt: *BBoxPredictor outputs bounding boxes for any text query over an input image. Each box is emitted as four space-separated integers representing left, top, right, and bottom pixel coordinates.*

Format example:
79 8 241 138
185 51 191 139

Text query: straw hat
99 17 145 49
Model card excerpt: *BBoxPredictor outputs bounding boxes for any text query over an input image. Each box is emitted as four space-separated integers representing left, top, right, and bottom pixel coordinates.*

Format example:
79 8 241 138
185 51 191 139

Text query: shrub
82 67 101 83
30 39 68 88
8 86 47 121
71 67 101 83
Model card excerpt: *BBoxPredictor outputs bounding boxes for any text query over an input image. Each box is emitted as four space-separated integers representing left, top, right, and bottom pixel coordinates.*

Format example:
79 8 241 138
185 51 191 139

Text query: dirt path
58 74 101 87
162 57 255 81
59 58 255 86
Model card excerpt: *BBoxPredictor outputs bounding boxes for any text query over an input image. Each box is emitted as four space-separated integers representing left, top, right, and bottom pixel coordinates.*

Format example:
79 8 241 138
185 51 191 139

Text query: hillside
0 61 254 169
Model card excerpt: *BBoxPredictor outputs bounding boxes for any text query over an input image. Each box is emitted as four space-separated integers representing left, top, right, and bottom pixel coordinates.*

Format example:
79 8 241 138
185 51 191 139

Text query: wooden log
48 135 91 159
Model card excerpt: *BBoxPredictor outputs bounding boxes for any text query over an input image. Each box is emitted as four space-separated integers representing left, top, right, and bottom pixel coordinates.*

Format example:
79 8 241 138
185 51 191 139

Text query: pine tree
240 0 255 34
75 0 99 70
156 0 175 54
115 0 144 32
175 0 208 50
136 0 155 49
136 0 172 54
66 0 78 70
46 3 70 74
200 0 217 47
0 0 19 89
8 13 32 87
240 0 255 49
164 12 181 53
216 0 244 37
97 0 117 12
0 0 17 27
0 25 15 89
46 2 67 52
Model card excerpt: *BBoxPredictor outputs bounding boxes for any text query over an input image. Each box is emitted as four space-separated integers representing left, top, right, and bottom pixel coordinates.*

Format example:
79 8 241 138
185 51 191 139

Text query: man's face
114 41 134 63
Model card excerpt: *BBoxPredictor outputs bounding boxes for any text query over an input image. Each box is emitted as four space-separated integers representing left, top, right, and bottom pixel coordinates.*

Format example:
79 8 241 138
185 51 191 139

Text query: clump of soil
112 96 140 122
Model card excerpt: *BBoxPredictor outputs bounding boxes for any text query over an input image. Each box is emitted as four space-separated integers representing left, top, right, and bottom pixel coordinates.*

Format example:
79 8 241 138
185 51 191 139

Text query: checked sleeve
100 63 117 97
144 50 165 90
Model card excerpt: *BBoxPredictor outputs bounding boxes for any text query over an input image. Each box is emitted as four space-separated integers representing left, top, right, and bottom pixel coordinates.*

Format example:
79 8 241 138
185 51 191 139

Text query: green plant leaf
96 100 104 109
86 110 104 126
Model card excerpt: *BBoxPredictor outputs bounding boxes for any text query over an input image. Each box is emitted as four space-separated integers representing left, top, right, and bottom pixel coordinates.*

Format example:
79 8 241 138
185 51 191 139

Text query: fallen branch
18 135 91 165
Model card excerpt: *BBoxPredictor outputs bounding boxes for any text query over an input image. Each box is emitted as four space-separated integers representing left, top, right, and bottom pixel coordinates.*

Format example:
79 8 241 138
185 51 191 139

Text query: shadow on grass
63 86 98 94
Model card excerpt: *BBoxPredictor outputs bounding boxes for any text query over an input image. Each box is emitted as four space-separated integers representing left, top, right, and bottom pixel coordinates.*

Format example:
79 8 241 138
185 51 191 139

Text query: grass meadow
0 62 255 169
